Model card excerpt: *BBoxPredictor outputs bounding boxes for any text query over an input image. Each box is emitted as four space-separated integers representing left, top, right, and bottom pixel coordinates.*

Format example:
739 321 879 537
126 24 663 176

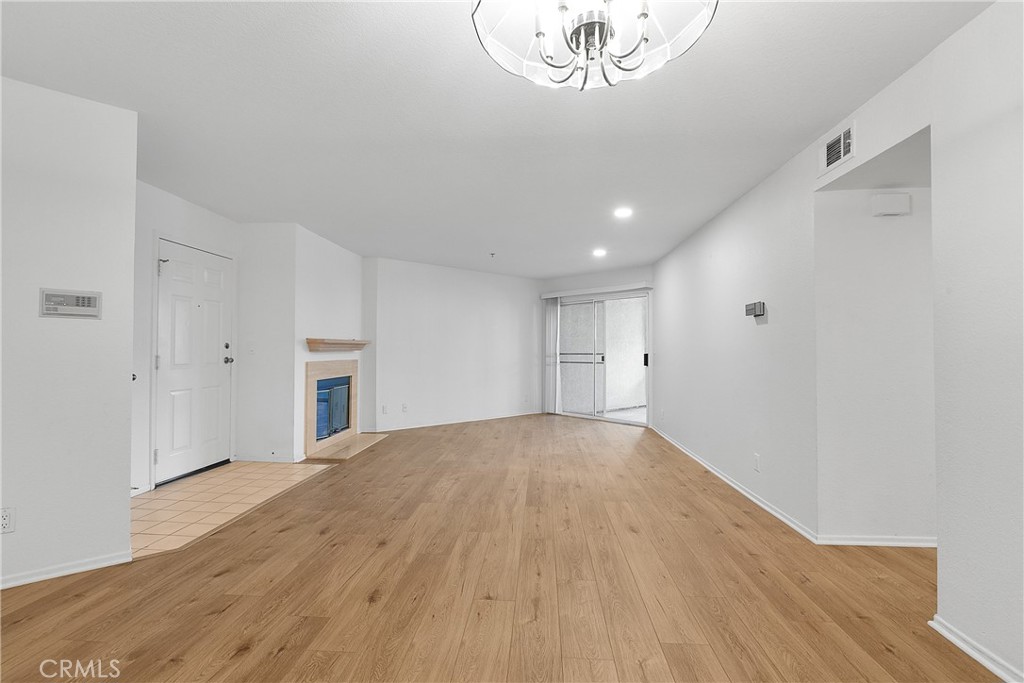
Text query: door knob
224 356 235 364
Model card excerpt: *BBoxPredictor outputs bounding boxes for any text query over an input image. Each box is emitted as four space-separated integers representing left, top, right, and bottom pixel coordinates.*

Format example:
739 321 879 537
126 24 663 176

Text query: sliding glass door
558 294 648 425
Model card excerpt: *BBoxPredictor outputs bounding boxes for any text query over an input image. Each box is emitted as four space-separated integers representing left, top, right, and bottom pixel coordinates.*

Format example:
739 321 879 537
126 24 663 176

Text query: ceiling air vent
819 123 855 176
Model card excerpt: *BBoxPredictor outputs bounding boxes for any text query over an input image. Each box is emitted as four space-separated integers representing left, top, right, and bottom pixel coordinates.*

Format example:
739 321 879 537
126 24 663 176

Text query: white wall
234 222 364 461
652 5 1022 677
134 205 365 465
815 188 936 544
2 79 137 586
371 258 543 431
292 227 363 453
360 258 380 432
653 152 820 536
928 6 1022 678
235 223 298 461
132 182 242 492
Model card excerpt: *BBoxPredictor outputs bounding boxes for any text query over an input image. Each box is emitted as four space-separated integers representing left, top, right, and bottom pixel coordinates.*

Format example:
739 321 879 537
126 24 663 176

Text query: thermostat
39 289 102 319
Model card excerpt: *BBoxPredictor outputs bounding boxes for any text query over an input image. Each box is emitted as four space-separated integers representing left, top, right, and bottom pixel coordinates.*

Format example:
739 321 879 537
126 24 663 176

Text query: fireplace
305 360 359 457
316 376 350 440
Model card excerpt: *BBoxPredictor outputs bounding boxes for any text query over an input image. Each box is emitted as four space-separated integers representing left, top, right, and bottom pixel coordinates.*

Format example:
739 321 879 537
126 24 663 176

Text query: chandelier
471 1 718 91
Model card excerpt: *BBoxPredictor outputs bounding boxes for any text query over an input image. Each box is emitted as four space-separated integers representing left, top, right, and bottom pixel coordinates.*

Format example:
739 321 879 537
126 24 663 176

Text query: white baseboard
650 427 937 549
1 550 132 589
650 426 818 543
817 534 937 547
929 614 1023 682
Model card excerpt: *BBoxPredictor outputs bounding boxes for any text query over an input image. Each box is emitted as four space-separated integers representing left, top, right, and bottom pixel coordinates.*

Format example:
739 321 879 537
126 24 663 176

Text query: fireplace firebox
305 359 359 457
315 376 350 440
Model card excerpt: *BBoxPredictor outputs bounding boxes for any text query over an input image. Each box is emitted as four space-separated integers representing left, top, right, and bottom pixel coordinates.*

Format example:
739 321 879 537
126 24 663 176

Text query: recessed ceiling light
593 248 607 257
614 207 633 219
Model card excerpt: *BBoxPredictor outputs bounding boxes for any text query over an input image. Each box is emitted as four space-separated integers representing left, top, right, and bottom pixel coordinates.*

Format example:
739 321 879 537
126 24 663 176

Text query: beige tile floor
130 461 332 558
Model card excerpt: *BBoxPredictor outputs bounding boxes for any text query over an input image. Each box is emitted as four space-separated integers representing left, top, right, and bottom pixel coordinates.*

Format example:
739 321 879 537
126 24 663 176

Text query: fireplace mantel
306 338 369 352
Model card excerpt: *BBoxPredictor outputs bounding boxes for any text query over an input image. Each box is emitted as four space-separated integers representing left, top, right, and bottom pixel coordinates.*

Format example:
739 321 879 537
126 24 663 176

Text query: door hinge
155 354 160 370
157 258 169 276
153 448 159 464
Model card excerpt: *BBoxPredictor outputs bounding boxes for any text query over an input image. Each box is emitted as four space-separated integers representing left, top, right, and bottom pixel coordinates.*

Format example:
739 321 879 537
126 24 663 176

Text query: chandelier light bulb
471 0 718 91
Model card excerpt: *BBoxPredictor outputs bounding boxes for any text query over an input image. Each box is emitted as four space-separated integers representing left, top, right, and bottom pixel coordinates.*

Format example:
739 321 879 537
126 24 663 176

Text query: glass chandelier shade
471 0 718 91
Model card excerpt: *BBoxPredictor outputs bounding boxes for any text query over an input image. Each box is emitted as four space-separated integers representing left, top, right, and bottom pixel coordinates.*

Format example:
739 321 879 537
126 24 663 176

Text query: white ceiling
2 2 986 279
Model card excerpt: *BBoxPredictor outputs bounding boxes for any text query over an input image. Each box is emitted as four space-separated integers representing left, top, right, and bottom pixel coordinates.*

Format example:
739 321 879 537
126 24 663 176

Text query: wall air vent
819 123 855 176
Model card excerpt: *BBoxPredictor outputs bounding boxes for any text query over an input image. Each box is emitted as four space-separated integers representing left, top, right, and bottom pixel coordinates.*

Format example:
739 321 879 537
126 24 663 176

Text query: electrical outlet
402 403 408 413
1 508 15 534
754 452 761 472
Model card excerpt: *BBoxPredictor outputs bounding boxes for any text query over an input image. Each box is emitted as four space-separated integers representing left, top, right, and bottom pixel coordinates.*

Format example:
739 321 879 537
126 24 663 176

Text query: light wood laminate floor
1 415 993 682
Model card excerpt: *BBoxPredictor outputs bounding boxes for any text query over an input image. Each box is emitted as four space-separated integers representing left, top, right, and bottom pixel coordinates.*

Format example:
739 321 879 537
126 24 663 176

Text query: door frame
143 236 238 492
555 289 652 427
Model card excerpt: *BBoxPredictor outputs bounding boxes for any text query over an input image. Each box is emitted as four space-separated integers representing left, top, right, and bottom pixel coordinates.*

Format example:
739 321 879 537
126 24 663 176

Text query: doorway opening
557 293 649 425
814 126 936 544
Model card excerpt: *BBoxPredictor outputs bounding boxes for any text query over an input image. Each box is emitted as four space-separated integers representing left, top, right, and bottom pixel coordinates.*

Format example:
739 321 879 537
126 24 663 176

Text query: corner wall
133 182 242 492
370 258 543 431
2 79 138 586
815 188 936 545
651 5 1022 676
235 223 298 461
235 222 364 461
292 227 363 454
928 6 1022 678
652 150 820 535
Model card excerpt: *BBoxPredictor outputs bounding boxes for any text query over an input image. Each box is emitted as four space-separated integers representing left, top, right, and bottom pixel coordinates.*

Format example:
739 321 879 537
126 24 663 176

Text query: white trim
651 427 946 550
651 426 818 543
1 551 132 589
817 534 936 548
540 282 652 299
929 614 1023 682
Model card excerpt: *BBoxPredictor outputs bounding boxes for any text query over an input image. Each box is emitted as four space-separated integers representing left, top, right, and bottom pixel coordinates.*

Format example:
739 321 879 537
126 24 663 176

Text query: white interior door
154 240 234 484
